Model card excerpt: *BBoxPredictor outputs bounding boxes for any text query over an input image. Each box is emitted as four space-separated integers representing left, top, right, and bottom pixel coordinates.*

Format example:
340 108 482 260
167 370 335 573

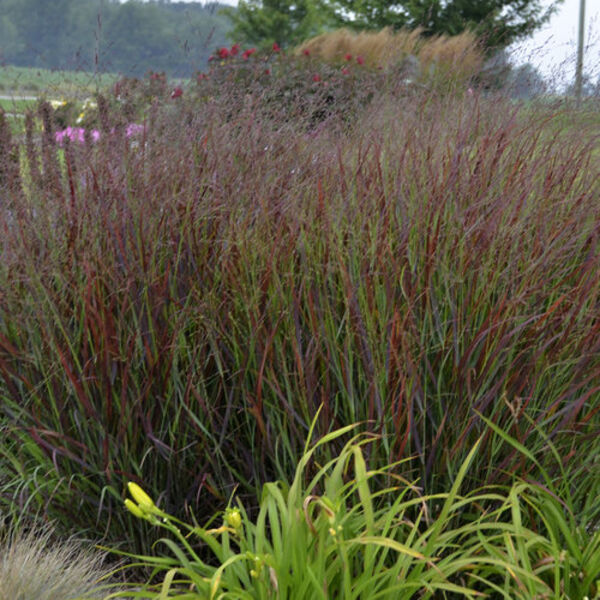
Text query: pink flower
467 87 474 96
230 43 240 56
242 48 256 60
312 73 321 82
303 49 310 56
171 86 183 99
208 55 215 62
55 126 98 146
272 42 281 52
344 53 352 61
341 67 350 75
126 123 144 138
218 47 230 59
356 55 365 65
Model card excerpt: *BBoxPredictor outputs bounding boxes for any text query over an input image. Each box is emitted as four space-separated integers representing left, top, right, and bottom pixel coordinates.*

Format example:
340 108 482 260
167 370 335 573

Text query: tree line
225 0 563 53
0 0 232 77
0 0 568 89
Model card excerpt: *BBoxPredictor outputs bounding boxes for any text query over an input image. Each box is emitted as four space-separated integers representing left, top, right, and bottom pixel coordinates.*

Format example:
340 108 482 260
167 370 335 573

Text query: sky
508 0 600 83
126 0 600 82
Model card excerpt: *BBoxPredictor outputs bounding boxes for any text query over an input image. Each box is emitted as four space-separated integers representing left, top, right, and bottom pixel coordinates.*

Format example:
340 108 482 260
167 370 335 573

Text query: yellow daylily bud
127 481 155 510
124 498 146 520
225 508 242 530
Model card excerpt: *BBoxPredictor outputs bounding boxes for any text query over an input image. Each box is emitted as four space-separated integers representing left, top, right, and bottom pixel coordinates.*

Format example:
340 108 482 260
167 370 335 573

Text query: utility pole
574 0 585 106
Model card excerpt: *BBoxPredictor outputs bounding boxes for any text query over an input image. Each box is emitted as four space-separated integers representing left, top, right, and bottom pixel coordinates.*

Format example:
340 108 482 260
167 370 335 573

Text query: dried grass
295 27 484 83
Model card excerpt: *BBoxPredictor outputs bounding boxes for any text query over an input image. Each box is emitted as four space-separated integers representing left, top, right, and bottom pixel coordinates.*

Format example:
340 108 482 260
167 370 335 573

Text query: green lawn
0 64 118 97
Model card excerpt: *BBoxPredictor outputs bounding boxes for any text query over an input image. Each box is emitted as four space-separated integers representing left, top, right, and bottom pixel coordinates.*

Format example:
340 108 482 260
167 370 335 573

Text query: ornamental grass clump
295 27 484 87
0 64 599 571
0 524 116 600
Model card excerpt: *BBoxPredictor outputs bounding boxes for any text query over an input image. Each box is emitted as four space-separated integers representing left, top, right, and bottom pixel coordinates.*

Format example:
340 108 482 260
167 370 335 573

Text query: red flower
356 55 365 65
230 43 240 56
264 68 271 75
272 42 281 52
341 67 350 75
303 49 310 56
197 73 209 81
208 55 215 62
344 53 352 61
171 86 183 99
312 73 321 82
218 47 230 59
242 48 256 60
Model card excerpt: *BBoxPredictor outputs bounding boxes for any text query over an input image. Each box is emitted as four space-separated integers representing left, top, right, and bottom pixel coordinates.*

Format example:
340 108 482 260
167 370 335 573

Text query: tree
320 0 564 52
506 63 547 98
0 15 21 62
0 0 232 76
565 73 599 98
221 0 329 50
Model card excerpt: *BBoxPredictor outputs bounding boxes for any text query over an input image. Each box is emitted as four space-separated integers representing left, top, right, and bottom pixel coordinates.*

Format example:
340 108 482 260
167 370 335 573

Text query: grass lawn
0 64 118 97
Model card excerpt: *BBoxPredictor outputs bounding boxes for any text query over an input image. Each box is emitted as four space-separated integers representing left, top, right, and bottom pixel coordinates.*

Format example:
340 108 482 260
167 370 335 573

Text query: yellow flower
225 508 242 530
127 481 155 510
76 112 85 124
50 99 67 109
124 498 147 520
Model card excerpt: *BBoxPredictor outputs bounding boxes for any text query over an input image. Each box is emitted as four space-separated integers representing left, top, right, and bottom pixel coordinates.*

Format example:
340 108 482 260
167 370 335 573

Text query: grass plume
295 27 484 85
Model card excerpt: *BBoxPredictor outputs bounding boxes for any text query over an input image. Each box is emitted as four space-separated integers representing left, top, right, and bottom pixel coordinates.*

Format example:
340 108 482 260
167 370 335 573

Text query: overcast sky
125 0 600 81
509 0 600 82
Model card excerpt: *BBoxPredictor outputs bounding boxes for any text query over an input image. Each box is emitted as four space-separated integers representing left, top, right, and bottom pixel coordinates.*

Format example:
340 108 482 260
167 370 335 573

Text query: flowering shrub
190 41 407 131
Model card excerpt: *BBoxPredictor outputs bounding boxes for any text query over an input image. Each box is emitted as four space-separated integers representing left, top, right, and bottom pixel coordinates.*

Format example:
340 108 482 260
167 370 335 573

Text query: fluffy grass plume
0 523 115 600
295 27 484 83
